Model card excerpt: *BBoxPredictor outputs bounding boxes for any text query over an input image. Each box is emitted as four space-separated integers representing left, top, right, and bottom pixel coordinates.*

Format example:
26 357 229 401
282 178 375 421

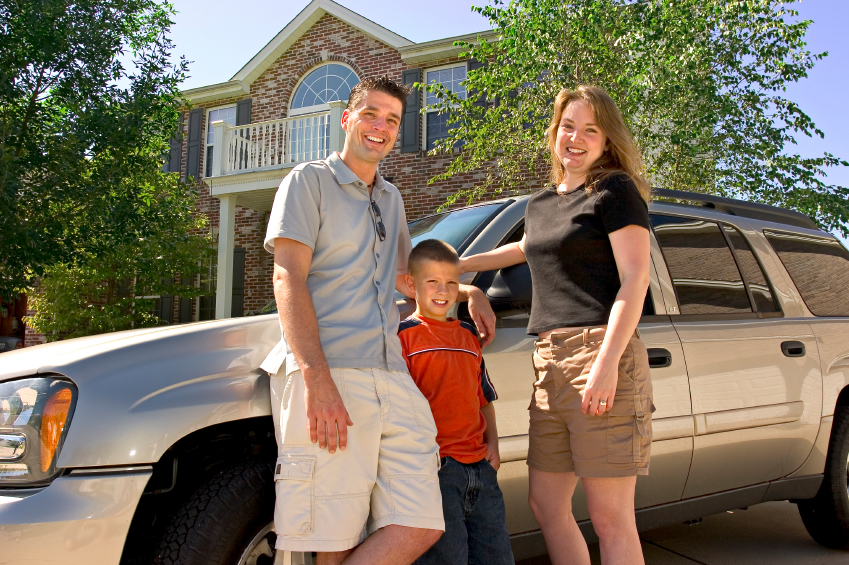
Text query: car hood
0 316 281 383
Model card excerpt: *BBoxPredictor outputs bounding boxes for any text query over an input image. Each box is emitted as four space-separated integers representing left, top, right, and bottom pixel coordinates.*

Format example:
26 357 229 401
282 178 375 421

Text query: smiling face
340 89 403 167
405 259 461 322
554 99 608 186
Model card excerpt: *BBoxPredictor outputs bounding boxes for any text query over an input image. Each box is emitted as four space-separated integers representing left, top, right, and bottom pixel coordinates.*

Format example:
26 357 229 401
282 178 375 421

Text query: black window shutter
163 113 184 173
186 108 204 181
178 297 193 324
467 59 487 111
236 98 252 126
401 69 421 153
160 296 174 324
231 248 246 318
177 272 194 324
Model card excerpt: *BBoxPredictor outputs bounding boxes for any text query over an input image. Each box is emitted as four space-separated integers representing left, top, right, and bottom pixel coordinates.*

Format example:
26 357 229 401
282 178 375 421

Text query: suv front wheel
152 458 308 564
798 405 849 549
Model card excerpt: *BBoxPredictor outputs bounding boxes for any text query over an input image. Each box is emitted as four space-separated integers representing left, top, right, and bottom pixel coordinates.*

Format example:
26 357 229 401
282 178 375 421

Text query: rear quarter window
765 231 849 317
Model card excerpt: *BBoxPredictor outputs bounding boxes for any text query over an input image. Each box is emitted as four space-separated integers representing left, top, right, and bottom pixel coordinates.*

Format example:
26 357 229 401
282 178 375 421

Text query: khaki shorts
270 367 444 552
527 327 653 477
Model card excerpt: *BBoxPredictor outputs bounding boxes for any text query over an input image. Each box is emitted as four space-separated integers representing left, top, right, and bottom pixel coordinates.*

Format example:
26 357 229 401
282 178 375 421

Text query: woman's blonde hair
546 85 650 201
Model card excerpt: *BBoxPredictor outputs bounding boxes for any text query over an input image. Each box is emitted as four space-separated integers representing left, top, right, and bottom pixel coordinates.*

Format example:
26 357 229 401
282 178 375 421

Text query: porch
205 100 346 319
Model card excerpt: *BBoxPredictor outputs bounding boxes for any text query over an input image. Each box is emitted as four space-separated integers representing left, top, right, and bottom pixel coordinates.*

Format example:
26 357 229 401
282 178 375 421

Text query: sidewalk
518 501 848 564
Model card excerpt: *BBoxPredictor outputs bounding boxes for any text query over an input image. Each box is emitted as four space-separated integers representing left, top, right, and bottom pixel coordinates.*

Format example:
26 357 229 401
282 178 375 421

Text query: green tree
0 0 194 298
426 0 849 235
26 174 214 340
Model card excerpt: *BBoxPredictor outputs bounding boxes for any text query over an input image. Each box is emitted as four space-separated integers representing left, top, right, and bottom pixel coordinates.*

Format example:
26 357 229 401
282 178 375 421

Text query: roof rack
652 188 819 231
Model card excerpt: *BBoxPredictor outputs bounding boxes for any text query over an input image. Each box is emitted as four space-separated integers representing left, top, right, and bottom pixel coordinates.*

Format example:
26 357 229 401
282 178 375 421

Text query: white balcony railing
210 100 346 177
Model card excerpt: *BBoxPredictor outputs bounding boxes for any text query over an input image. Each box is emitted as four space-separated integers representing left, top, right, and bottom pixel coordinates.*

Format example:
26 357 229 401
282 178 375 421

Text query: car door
468 218 693 534
650 213 822 498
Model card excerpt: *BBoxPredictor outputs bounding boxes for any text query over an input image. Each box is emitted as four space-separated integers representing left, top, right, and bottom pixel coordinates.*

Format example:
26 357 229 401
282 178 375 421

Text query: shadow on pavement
517 501 848 564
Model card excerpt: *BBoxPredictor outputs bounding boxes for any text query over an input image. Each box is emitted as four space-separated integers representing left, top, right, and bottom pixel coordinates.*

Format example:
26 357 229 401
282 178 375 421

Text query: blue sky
168 0 848 239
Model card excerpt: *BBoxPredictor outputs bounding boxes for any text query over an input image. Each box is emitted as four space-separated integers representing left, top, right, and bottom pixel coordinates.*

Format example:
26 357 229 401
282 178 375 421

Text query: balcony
205 100 345 210
211 112 333 176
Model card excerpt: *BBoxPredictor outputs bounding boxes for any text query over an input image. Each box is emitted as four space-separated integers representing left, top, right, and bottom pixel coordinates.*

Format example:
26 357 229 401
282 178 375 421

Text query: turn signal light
40 388 73 472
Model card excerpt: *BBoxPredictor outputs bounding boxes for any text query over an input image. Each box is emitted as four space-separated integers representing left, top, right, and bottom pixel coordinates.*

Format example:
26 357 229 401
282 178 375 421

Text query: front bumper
0 468 151 565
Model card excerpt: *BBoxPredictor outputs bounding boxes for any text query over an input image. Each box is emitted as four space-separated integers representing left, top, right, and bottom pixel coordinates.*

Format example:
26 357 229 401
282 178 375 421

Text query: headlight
0 377 77 486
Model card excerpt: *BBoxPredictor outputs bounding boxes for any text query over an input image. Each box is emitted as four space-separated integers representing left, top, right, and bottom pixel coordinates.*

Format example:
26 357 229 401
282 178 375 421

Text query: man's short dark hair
347 75 411 116
408 239 460 276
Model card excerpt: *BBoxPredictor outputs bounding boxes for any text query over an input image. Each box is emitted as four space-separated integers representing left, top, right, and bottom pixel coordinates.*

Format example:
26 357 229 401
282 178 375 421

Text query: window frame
764 229 849 318
650 213 783 321
204 103 237 178
288 62 359 117
422 62 468 151
721 223 783 317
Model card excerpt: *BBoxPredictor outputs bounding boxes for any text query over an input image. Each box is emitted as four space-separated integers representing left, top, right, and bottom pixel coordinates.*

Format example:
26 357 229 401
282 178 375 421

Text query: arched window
290 63 359 115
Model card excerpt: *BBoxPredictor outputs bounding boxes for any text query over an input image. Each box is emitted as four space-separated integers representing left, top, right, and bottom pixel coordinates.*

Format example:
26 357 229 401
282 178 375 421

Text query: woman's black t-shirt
523 174 650 334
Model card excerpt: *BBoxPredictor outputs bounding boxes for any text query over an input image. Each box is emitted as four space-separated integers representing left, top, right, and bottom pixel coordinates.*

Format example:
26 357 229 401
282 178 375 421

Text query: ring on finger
598 399 608 406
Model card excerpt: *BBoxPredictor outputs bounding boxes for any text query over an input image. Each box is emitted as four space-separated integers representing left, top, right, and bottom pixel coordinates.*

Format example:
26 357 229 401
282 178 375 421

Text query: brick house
160 0 499 323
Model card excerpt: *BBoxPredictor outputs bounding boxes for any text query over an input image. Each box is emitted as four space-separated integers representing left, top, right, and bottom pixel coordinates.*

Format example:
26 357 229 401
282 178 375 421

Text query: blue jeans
415 457 514 565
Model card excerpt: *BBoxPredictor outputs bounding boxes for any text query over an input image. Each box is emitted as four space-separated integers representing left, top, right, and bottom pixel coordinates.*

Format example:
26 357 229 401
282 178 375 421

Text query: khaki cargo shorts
270 367 444 552
527 327 653 477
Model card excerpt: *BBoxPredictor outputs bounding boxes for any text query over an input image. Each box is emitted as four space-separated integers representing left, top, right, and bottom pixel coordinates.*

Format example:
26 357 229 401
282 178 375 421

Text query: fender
0 316 283 469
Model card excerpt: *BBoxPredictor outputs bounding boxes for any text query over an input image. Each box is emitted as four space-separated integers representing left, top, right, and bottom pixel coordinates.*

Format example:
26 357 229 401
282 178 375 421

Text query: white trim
288 61 358 117
406 347 479 358
398 30 497 65
215 195 237 319
232 0 411 88
181 80 249 105
422 63 468 151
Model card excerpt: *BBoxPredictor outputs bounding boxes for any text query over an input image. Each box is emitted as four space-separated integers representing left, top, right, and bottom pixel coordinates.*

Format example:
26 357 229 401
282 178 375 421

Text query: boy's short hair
347 75 412 116
408 239 460 276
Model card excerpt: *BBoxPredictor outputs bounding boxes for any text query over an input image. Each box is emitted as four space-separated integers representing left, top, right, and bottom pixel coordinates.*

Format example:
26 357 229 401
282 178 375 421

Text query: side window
765 231 849 317
722 225 780 313
651 215 752 315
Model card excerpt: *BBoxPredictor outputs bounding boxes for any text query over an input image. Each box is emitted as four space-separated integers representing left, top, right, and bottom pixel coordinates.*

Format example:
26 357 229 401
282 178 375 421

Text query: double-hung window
205 105 237 177
424 64 467 150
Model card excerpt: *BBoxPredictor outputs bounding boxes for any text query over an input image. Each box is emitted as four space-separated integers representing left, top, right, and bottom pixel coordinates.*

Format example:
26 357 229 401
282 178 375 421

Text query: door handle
781 341 806 357
647 348 672 368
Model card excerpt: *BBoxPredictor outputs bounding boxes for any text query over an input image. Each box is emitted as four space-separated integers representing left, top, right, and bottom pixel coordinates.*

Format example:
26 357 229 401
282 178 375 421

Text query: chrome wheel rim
237 522 310 565
238 522 275 565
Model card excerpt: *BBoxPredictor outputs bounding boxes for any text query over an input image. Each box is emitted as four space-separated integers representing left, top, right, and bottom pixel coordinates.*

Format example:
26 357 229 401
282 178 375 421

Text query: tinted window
651 215 751 314
765 231 849 317
723 225 780 313
409 204 501 250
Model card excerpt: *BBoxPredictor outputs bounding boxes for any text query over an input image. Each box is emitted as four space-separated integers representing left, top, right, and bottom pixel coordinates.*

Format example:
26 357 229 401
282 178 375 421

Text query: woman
460 85 652 565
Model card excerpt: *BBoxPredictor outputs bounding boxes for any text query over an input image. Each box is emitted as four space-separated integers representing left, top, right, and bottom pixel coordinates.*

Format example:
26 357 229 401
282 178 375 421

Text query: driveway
517 501 847 564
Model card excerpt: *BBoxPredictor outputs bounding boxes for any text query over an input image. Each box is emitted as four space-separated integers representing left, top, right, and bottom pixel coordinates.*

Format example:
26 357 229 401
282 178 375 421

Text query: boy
398 239 515 565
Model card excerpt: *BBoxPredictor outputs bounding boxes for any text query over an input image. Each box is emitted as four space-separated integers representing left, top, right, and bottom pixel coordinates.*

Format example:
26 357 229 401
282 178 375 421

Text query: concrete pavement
517 501 848 564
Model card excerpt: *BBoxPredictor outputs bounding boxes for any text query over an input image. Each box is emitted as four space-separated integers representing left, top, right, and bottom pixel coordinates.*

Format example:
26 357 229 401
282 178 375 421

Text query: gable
232 0 411 87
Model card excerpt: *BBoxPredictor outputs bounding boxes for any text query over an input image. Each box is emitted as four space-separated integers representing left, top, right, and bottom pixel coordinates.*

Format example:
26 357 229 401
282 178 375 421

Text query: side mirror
485 263 532 314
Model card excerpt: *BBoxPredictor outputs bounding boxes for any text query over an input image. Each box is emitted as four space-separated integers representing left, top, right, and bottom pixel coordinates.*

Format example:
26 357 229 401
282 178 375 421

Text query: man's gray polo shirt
260 152 412 376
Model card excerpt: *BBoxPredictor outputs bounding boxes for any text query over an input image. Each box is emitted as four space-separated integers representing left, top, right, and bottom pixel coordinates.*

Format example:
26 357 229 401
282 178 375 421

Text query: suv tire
153 458 278 565
798 405 849 549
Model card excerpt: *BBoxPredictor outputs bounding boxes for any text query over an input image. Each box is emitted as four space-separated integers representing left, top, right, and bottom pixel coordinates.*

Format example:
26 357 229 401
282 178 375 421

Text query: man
261 76 496 565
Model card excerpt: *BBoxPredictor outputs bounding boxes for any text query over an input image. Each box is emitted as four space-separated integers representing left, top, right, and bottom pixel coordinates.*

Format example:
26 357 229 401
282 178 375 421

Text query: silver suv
2 189 849 564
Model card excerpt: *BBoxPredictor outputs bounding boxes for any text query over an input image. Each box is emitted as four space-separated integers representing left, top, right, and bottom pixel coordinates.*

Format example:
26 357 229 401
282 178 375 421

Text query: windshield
409 203 503 251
